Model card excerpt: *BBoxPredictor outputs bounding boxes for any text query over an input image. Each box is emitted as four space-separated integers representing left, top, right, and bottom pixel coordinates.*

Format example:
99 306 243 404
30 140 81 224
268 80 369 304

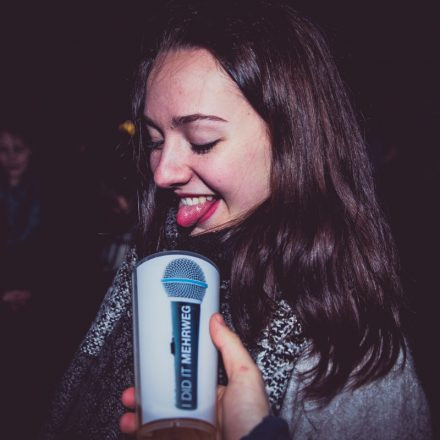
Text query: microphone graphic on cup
161 258 208 410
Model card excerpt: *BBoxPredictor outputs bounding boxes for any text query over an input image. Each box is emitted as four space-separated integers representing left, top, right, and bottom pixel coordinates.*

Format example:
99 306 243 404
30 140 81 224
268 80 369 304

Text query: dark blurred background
0 1 438 438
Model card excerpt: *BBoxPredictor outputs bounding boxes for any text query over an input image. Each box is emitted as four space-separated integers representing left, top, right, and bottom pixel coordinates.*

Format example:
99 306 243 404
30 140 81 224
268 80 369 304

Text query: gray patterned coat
43 250 432 439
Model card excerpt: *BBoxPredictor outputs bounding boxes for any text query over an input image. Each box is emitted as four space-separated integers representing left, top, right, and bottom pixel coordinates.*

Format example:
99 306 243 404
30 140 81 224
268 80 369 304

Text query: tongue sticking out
177 199 218 228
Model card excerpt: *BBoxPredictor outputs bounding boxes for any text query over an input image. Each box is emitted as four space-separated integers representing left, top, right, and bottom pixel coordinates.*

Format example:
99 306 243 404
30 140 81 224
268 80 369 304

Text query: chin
191 220 231 236
190 225 210 236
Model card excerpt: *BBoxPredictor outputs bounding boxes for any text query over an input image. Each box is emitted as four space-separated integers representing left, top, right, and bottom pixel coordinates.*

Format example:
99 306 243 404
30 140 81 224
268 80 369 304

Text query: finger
121 387 136 408
119 412 138 434
209 313 258 379
216 385 225 437
216 384 226 401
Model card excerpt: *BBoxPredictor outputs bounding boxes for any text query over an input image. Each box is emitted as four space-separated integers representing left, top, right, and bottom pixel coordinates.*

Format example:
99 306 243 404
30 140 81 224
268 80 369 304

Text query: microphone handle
171 301 200 410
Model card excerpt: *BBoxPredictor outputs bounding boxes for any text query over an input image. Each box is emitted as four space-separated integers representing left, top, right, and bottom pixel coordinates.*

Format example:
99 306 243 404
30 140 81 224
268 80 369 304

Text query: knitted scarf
43 212 306 439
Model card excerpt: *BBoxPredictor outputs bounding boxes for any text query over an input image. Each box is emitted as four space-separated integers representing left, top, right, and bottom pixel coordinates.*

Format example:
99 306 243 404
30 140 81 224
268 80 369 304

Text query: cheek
199 159 234 191
17 153 30 167
232 153 271 203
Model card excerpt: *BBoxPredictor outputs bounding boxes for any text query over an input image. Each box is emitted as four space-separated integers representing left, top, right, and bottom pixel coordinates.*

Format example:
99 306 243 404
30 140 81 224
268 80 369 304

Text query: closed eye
190 140 220 155
144 139 220 153
145 140 164 150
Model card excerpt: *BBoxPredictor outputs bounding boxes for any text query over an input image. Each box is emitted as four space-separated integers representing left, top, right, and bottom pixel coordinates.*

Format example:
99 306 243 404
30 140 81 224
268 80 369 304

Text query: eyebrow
143 113 227 130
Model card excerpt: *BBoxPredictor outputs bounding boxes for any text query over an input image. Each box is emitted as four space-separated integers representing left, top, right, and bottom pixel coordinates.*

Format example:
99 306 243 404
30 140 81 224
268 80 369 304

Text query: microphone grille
162 258 208 303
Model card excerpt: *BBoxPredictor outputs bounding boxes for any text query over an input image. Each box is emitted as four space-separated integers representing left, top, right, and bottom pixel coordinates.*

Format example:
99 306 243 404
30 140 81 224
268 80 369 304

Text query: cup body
133 250 220 429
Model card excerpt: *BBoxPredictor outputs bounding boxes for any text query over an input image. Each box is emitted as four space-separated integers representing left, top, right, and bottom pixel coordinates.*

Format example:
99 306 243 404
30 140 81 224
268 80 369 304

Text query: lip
177 194 218 207
6 165 25 173
177 193 217 199
176 194 220 228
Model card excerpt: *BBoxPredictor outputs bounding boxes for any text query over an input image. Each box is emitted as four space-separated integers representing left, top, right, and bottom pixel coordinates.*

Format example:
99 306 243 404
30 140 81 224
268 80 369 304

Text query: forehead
144 49 244 118
0 132 26 148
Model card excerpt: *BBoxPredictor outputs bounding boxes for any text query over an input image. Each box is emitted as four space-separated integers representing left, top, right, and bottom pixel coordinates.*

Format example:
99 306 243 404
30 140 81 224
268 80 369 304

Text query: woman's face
0 132 31 184
145 49 271 235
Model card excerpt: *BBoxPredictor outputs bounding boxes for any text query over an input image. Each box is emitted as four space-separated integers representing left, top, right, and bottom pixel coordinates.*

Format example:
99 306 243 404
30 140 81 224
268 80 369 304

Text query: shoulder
280 345 432 439
79 248 138 357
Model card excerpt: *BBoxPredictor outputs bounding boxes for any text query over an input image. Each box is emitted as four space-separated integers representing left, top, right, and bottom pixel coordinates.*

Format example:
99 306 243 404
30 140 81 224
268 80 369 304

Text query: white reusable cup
133 250 220 439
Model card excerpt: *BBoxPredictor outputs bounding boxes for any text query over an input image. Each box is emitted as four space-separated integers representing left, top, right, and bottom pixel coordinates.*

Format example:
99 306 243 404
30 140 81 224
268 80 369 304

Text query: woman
44 1 431 438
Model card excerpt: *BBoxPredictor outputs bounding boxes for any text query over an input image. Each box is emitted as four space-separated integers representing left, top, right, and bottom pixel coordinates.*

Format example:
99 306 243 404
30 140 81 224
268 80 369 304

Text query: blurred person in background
0 127 41 310
0 126 50 438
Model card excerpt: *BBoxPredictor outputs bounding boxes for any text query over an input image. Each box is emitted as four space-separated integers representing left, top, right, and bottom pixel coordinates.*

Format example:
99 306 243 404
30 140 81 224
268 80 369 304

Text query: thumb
209 313 259 379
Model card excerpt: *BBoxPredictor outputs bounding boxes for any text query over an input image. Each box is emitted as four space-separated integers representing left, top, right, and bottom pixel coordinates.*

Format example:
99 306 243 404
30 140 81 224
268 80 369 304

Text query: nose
151 143 193 189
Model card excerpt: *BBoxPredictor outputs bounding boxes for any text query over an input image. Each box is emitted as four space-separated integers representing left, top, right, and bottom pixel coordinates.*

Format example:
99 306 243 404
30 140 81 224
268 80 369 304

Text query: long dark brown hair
131 0 404 402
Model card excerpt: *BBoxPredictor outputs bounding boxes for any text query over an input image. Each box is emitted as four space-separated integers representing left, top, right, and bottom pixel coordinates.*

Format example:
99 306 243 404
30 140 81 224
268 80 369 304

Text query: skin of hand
120 313 270 439
1 289 32 311
211 313 270 439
